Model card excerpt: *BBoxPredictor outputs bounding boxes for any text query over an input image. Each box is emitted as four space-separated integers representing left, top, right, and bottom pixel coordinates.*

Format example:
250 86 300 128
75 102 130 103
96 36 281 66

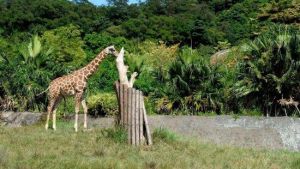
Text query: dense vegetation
0 123 299 169
0 0 299 116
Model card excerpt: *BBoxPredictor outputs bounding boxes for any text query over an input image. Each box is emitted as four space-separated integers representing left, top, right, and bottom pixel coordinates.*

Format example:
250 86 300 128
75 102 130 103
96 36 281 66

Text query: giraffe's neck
81 50 107 78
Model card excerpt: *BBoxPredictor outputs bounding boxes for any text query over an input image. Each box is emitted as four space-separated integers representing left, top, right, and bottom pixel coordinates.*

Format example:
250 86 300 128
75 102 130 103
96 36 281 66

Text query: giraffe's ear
108 45 114 50
108 45 114 48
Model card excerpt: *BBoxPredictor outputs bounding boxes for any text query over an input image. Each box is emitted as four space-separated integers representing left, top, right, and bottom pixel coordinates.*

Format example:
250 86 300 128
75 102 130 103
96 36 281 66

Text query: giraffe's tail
36 87 50 96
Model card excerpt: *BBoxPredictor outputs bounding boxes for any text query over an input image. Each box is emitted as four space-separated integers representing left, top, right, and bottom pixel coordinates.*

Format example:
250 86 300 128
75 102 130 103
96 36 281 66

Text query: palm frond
28 35 42 58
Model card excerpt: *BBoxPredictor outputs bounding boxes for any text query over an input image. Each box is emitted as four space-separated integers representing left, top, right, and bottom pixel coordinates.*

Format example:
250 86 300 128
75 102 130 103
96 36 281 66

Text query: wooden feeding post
114 48 152 145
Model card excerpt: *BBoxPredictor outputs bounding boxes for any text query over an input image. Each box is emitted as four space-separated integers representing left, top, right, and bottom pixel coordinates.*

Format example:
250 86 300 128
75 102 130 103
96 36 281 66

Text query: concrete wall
147 116 300 151
1 112 299 151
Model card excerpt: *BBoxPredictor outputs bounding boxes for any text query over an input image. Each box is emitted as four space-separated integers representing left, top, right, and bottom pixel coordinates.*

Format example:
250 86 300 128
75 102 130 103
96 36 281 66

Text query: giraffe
44 45 119 132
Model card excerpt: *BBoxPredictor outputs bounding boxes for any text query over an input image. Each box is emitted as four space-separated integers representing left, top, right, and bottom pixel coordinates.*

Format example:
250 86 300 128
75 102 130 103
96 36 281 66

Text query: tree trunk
116 47 137 87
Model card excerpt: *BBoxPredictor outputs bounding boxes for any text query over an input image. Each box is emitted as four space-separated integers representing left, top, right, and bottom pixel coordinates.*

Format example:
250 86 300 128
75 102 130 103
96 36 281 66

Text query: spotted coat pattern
45 46 118 132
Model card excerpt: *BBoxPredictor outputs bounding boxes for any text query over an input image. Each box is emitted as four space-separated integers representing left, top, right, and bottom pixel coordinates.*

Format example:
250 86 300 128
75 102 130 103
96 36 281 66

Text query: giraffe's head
105 45 118 57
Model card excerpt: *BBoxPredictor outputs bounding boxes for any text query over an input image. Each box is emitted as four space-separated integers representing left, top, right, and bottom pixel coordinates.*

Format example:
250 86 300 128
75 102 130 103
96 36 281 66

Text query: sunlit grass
0 121 299 169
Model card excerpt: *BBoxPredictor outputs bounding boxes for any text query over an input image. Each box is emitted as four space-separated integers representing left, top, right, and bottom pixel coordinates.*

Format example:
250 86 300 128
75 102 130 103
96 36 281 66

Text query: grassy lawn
0 121 299 169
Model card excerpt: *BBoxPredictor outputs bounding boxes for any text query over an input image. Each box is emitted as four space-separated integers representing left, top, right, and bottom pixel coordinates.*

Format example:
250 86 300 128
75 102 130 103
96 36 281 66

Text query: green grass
152 128 180 143
0 122 299 169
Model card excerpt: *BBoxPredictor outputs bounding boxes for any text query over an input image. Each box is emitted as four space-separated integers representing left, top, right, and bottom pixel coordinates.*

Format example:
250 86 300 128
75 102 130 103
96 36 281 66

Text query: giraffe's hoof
45 125 48 130
53 127 56 131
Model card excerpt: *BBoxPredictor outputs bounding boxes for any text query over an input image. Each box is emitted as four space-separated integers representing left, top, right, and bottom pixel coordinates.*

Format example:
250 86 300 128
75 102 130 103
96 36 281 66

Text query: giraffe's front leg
74 104 79 132
74 93 82 132
81 99 88 129
52 98 61 131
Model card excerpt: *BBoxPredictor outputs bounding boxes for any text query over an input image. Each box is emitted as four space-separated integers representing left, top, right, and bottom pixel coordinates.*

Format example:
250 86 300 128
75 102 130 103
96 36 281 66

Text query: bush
124 40 179 94
0 26 87 112
49 92 118 117
153 48 225 114
42 24 86 69
87 92 118 117
231 25 300 116
0 35 54 111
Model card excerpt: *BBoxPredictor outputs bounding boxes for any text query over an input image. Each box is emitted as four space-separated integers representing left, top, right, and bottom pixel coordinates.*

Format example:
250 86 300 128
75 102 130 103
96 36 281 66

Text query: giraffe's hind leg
52 97 62 131
45 99 55 130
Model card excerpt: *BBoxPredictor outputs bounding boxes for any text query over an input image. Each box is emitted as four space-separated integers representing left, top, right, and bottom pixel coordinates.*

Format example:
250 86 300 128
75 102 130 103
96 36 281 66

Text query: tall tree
107 0 129 6
106 0 130 24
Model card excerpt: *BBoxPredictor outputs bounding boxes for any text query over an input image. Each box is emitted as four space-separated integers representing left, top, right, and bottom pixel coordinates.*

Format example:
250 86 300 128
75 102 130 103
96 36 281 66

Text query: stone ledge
0 111 42 127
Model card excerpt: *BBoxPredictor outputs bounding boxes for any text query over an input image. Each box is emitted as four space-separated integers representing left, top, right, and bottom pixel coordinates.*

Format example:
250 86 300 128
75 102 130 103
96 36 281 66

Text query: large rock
0 111 42 127
210 49 230 65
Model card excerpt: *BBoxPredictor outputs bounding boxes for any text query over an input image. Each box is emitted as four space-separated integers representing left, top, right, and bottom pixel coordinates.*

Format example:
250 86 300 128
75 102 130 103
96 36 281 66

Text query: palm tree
157 48 224 113
0 35 53 111
233 25 300 116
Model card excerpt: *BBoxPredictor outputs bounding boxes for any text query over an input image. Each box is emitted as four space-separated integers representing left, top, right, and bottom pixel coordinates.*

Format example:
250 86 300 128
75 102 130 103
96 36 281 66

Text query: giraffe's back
48 71 87 98
49 75 76 97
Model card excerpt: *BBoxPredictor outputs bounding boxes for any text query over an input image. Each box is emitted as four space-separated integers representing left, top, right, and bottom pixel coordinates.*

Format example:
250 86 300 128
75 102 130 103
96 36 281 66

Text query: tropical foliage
0 0 299 117
153 48 224 114
232 25 300 116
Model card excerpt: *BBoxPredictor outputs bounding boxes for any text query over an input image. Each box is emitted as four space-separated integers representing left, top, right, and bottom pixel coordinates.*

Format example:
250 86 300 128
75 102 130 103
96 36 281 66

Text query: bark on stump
114 47 152 145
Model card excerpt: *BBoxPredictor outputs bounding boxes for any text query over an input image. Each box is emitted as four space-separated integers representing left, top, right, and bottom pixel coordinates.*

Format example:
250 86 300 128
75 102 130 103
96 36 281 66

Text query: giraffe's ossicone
44 45 119 132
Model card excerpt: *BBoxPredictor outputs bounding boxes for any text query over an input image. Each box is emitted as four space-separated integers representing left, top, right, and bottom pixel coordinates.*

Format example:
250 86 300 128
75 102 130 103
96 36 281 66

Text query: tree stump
114 47 152 145
115 82 152 145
